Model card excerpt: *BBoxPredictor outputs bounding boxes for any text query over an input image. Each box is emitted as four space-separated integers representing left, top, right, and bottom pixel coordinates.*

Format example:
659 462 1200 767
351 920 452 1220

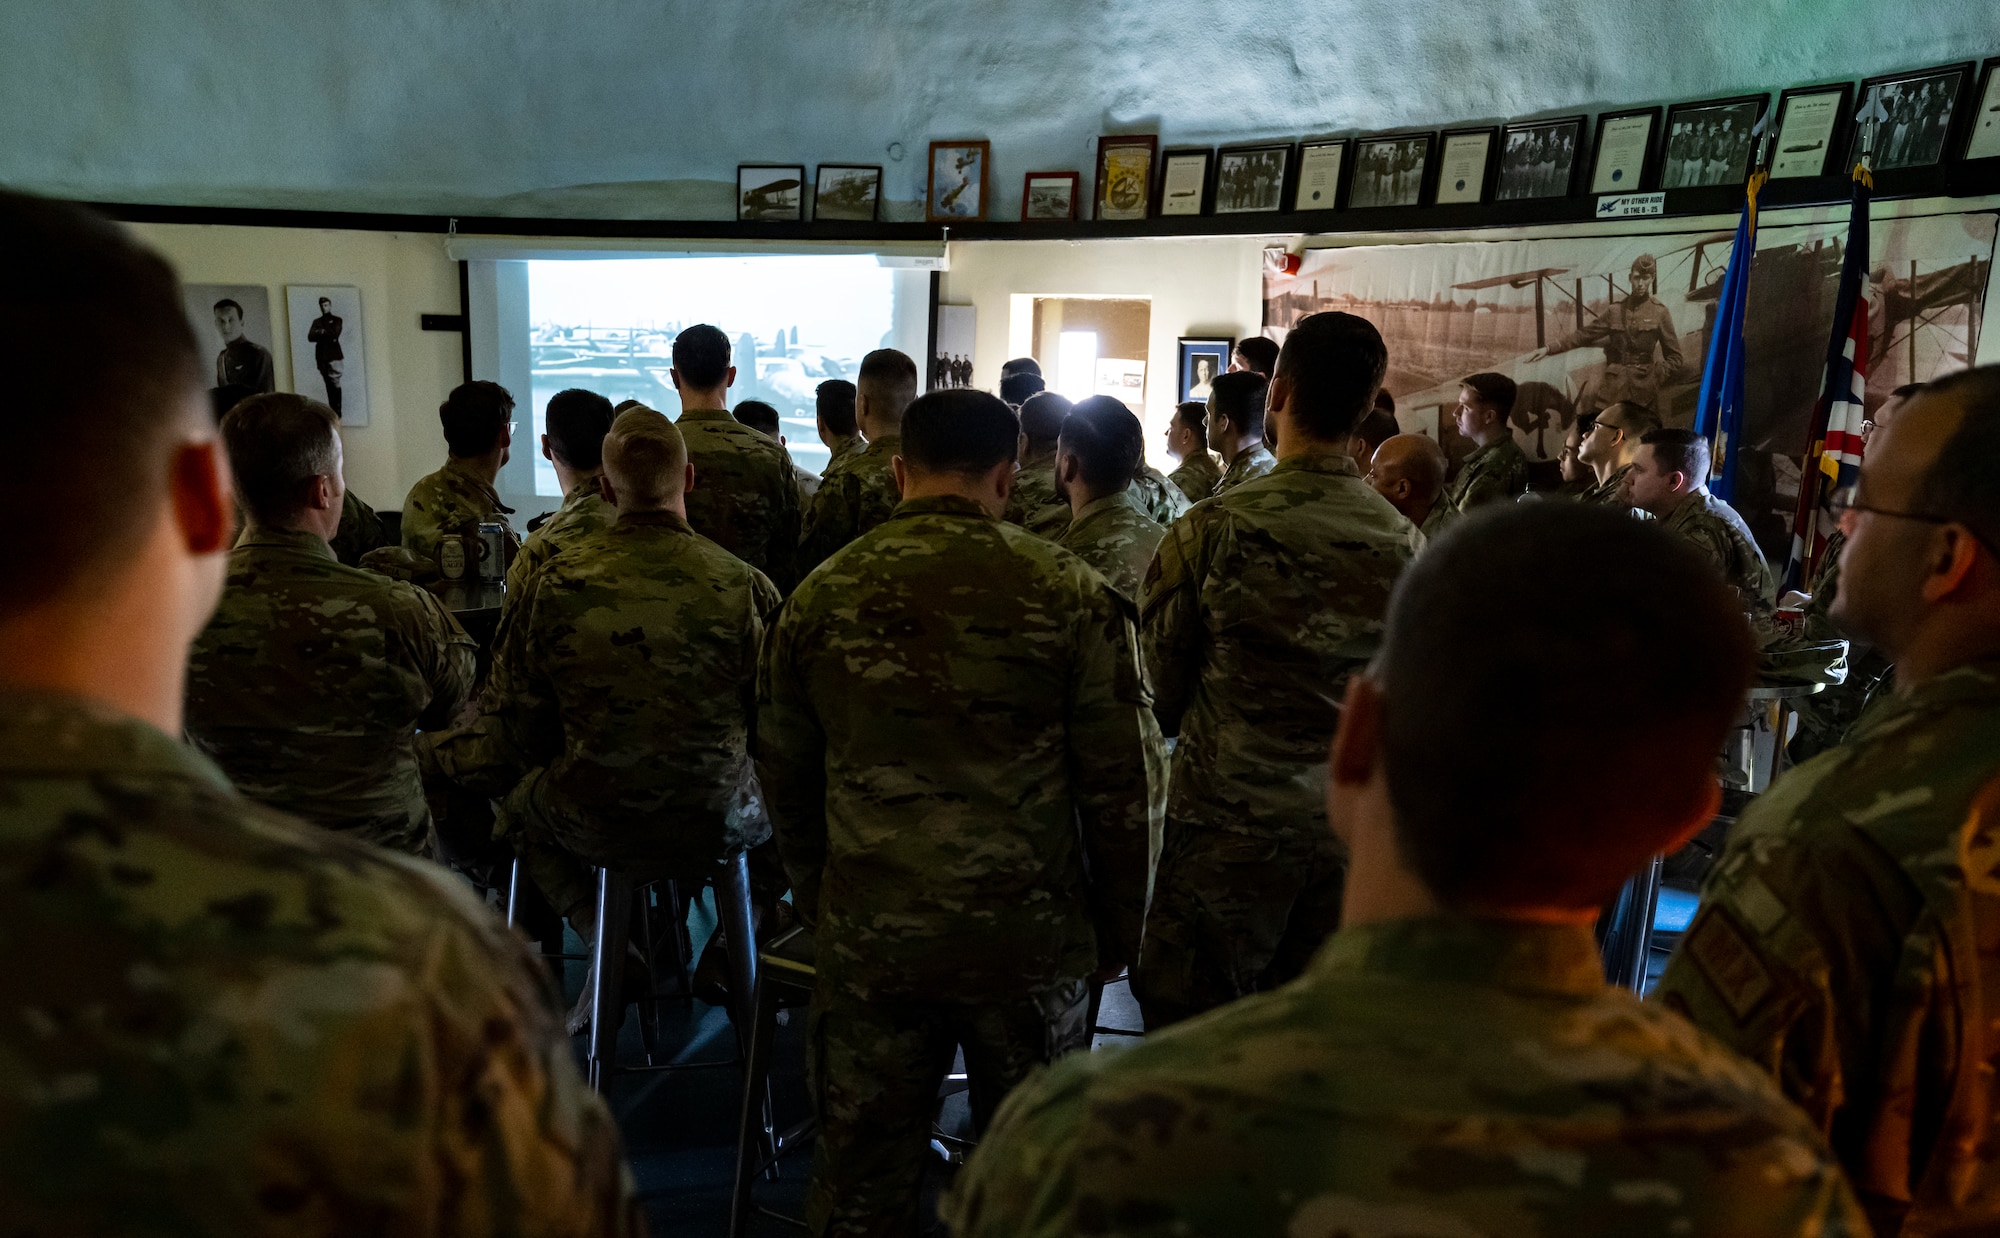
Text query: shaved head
1368 434 1447 525
601 406 688 509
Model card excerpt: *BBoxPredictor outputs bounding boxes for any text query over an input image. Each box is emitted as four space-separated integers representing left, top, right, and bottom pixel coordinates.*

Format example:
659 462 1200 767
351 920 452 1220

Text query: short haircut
1910 366 2000 554
1232 336 1280 377
1890 381 1925 401
858 348 920 425
1352 408 1400 459
544 387 616 470
1173 400 1209 449
221 393 341 527
601 406 688 508
1209 370 1268 438
439 380 514 457
613 398 645 413
1374 388 1396 415
1060 397 1145 493
816 379 857 436
732 399 782 437
1378 503 1754 911
1 190 203 619
1460 372 1518 417
208 384 258 423
1641 427 1709 484
999 370 1047 407
672 323 732 389
1273 312 1387 443
212 298 243 316
1018 390 1072 450
901 389 1019 476
1601 402 1662 436
1000 356 1043 379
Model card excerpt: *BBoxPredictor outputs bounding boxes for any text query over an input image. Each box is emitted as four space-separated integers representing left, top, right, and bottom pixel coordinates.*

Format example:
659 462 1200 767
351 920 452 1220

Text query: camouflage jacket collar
1019 445 1058 471
1585 464 1633 504
1849 656 2000 747
677 408 734 423
614 508 697 534
1314 915 1606 998
859 433 901 460
562 474 603 508
234 524 338 562
892 494 993 521
0 690 232 790
1072 490 1146 526
825 436 865 467
441 456 514 514
1270 450 1363 479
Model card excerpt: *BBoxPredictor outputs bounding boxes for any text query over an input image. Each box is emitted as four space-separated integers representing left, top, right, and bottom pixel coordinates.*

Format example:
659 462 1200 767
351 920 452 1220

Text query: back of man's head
857 348 919 430
1374 388 1396 415
671 324 732 390
1371 433 1446 505
1209 370 1269 440
1377 503 1753 913
1232 335 1279 378
1061 397 1145 493
1460 371 1517 418
545 387 615 471
1274 312 1387 443
1640 427 1708 488
816 379 857 436
1173 400 1209 450
1019 390 1071 451
998 369 1046 407
901 389 1019 476
1908 366 2000 559
1000 356 1043 380
1 190 203 620
440 381 514 458
222 394 340 528
732 399 782 438
601 406 689 509
1352 408 1400 460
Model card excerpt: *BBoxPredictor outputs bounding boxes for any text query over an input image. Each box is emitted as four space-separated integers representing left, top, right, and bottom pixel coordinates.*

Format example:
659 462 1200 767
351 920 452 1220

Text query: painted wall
8 2 1994 219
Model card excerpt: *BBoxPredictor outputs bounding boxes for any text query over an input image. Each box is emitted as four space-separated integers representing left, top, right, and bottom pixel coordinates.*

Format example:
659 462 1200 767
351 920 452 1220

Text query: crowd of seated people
7 186 2000 1238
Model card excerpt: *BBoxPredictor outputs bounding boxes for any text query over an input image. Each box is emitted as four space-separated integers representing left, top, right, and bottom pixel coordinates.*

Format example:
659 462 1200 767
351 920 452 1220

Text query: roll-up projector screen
465 251 935 517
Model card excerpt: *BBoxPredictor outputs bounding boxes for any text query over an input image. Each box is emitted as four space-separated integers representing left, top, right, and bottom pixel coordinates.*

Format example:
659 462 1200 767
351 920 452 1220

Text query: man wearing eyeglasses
1656 366 2000 1238
1575 401 1660 505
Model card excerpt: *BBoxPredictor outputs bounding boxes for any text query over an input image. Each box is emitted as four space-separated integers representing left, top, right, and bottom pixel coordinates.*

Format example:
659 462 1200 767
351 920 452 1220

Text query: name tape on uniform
1596 192 1666 219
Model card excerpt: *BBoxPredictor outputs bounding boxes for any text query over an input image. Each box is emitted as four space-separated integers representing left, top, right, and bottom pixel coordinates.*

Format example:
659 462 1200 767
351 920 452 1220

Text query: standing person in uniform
1207 370 1275 494
1531 253 1685 417
1003 390 1074 537
401 379 522 567
814 377 863 480
1165 399 1222 504
506 386 619 601
1442 371 1529 512
1130 457 1191 525
1055 397 1168 603
760 389 1162 1238
1656 367 2000 1237
1229 335 1278 378
186 393 477 857
798 347 919 576
665 323 801 592
210 297 275 393
1622 428 1774 613
1135 312 1422 1030
733 398 822 503
948 503 1867 1238
0 188 638 1238
306 295 344 415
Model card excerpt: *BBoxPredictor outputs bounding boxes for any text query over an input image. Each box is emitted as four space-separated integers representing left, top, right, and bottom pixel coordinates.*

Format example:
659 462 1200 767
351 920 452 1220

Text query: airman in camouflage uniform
1003 444 1070 536
1054 399 1171 604
1132 462 1191 524
1583 461 1636 505
1212 440 1275 493
674 407 800 591
759 389 1162 1238
1658 488 1776 609
1058 490 1164 603
1445 434 1530 510
506 386 620 602
509 471 616 600
1168 450 1220 506
799 433 902 576
1539 254 1687 416
403 455 520 566
328 486 386 566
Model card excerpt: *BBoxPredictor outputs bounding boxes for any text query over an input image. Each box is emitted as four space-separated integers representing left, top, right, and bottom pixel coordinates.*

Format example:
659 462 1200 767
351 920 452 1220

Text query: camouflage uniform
1418 499 1458 542
328 488 386 567
1212 443 1275 494
1446 435 1531 512
400 456 520 568
948 916 1869 1238
1545 289 1687 416
505 473 616 601
1656 657 2000 1237
1660 488 1775 612
1583 463 1636 506
1056 490 1166 603
799 434 901 578
1132 464 1191 525
1136 451 1420 1028
185 526 478 856
0 691 640 1236
793 460 822 503
1168 450 1222 506
429 510 779 923
1004 447 1070 538
759 493 1164 1238
676 408 802 592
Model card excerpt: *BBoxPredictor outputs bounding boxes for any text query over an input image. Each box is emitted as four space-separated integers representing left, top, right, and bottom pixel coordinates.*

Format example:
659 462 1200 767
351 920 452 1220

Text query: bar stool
729 922 818 1238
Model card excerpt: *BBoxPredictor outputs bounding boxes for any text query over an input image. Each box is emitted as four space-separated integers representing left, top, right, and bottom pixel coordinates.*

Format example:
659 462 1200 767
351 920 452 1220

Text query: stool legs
587 867 634 1093
728 965 782 1238
717 851 762 1057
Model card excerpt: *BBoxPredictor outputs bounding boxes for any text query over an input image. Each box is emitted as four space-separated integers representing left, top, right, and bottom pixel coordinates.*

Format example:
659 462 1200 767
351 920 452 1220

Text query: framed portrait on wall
1495 116 1583 200
1589 106 1660 194
181 284 277 396
1847 63 1973 171
1022 171 1079 221
1094 134 1158 221
813 164 882 221
1964 59 2000 161
1434 126 1497 204
1214 143 1290 213
1661 94 1767 189
1769 84 1854 179
1290 139 1345 210
1178 337 1232 402
286 285 367 426
1347 132 1432 209
1156 149 1213 216
737 165 805 221
927 140 990 221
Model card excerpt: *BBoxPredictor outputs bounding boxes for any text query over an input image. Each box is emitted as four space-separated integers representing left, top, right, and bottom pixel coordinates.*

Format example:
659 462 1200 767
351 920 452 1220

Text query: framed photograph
1769 84 1854 179
1347 133 1432 209
181 284 277 396
1661 95 1767 189
927 140 990 221
1214 143 1290 213
1589 106 1660 194
1291 139 1345 210
738 165 805 222
1966 59 2000 161
1022 171 1080 221
1178 337 1232 403
813 164 882 221
1157 148 1213 216
1434 126 1496 204
285 286 367 426
1848 63 1974 171
1496 116 1583 200
1094 134 1158 221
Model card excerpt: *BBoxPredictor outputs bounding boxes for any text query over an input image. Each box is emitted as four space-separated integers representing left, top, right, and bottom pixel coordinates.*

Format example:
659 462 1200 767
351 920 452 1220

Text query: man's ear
669 367 684 393
724 364 737 390
311 473 336 512
684 461 697 495
541 433 554 463
891 455 907 497
172 441 232 556
990 458 1016 504
1923 525 1984 603
1329 674 1385 788
598 474 619 506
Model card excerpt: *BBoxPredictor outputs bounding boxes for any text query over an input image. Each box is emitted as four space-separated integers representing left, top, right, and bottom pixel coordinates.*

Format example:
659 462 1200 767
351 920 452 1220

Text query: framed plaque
1156 148 1212 216
1769 84 1854 178
1590 106 1661 194
1291 139 1345 210
1434 126 1497 204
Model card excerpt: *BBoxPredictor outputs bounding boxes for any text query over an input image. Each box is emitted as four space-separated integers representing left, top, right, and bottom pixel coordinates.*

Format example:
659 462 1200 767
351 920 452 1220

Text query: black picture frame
1344 131 1435 210
1434 125 1499 205
1769 83 1855 179
1155 147 1214 217
1495 115 1584 201
1660 94 1768 190
736 164 806 222
1847 62 1976 172
1588 106 1662 194
1177 337 1233 403
1289 139 1347 211
1959 57 2000 162
1213 142 1293 213
812 163 883 222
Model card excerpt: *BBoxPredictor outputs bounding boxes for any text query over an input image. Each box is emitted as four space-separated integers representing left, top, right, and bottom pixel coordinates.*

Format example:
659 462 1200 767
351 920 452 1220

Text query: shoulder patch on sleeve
1683 908 1775 1026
